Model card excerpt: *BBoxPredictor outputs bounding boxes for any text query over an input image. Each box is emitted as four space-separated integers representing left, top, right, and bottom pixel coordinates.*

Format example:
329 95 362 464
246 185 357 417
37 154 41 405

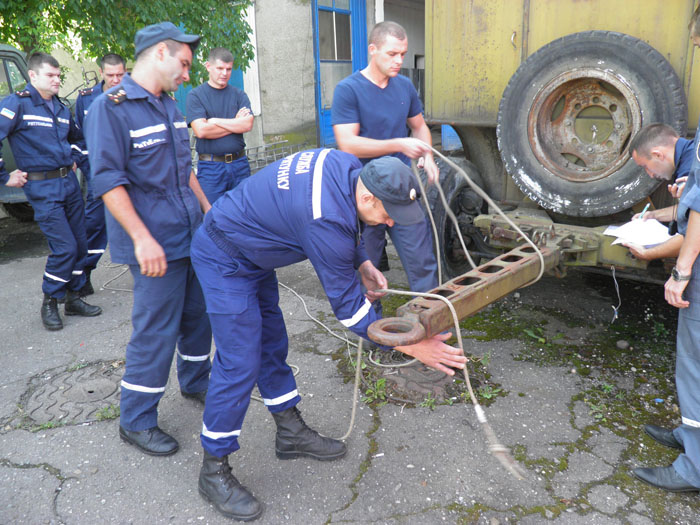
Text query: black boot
65 290 102 317
41 294 63 331
198 450 262 521
271 406 346 461
78 270 94 297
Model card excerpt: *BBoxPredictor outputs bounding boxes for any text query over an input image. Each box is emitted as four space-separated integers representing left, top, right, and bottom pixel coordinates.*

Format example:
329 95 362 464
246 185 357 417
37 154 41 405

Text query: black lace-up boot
198 450 262 521
271 406 346 461
41 294 63 331
64 290 102 317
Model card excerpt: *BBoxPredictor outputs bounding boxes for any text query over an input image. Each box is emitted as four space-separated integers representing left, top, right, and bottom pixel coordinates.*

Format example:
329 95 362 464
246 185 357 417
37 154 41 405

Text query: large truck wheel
425 157 497 281
497 31 687 218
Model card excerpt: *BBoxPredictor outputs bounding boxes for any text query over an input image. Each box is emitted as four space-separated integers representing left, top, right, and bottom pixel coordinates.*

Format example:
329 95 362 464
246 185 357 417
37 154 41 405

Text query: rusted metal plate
367 245 559 347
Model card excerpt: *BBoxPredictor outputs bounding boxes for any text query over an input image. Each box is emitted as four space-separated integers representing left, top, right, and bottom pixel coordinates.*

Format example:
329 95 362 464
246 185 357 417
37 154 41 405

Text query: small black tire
425 157 497 281
4 202 34 222
497 31 687 217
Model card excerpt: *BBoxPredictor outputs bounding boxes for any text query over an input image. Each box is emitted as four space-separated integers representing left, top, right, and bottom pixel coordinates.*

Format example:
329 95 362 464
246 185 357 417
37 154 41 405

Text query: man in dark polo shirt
187 47 253 204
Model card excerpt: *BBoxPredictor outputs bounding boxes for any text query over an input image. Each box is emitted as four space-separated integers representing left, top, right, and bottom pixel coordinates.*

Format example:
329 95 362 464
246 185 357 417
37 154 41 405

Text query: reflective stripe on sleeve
87 249 105 254
262 389 299 406
339 298 372 328
202 423 241 440
72 270 83 275
311 148 331 219
129 123 166 138
120 380 166 393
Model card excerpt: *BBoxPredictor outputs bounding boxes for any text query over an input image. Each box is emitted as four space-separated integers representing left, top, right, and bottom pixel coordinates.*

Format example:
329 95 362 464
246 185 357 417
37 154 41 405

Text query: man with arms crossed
187 47 253 204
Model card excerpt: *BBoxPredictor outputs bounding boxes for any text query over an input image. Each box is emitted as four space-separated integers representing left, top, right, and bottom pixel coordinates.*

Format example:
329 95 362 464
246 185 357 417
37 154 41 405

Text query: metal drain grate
24 361 123 424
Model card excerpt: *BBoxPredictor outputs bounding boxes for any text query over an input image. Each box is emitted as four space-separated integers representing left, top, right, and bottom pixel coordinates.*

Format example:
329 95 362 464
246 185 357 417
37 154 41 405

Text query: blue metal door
312 0 367 147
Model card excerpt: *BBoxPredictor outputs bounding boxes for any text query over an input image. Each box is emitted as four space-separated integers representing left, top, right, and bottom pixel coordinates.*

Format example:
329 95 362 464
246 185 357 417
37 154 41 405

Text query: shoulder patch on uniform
107 89 127 104
0 107 15 120
16 90 30 97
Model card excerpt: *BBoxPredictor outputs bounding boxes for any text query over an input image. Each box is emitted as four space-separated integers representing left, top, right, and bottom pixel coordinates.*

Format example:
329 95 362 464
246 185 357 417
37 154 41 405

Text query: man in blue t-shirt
332 21 439 312
187 47 253 204
622 123 694 260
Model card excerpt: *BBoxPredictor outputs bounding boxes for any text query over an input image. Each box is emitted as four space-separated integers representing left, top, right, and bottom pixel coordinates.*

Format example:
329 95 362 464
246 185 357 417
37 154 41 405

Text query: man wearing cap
84 22 212 457
187 47 253 204
74 53 127 296
190 148 466 521
0 52 102 331
332 21 439 314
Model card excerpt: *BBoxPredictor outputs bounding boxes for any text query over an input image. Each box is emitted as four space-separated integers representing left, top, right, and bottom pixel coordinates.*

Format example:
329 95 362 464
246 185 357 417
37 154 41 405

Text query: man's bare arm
190 108 254 139
333 122 432 160
189 170 211 214
102 186 167 277
407 113 439 183
623 234 684 261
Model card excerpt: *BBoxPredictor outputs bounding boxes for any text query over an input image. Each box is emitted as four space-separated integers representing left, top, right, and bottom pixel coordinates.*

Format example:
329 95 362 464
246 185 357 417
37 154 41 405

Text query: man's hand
396 332 467 376
235 107 251 119
669 176 687 200
421 155 440 184
6 169 27 187
398 137 432 159
134 236 167 277
622 242 652 260
358 260 387 302
665 275 690 308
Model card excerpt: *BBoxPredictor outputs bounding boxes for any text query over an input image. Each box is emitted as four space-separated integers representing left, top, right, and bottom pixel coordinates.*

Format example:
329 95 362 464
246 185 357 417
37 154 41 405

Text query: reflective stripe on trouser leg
120 259 195 431
175 264 212 395
191 229 298 457
672 287 700 488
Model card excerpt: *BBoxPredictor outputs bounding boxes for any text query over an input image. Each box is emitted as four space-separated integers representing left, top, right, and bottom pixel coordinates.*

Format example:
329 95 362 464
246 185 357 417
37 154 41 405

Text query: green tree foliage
0 0 254 83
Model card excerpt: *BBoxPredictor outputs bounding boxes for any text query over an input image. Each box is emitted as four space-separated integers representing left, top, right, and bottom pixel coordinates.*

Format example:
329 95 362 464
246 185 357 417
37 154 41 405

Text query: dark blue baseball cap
134 22 200 57
359 157 425 225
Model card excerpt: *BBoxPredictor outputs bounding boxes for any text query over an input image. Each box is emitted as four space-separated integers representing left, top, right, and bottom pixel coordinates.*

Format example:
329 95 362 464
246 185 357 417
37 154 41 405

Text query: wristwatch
672 266 692 282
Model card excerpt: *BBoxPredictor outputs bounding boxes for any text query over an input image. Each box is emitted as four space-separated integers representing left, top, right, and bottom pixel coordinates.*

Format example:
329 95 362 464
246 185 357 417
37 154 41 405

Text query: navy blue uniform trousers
24 171 87 298
119 258 212 431
672 256 700 488
78 162 107 271
197 158 251 205
363 216 438 315
191 226 300 458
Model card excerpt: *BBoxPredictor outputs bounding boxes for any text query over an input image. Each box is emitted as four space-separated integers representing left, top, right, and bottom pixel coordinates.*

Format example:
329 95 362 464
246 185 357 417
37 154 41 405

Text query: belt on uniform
199 151 244 163
26 166 71 181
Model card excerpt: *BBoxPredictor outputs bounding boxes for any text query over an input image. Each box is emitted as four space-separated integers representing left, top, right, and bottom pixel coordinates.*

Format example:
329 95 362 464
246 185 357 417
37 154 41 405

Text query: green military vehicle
0 43 31 221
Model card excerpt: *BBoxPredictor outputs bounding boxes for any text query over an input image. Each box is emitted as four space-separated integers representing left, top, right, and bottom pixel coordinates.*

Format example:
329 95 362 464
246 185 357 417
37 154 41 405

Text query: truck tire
426 157 498 281
4 202 34 222
497 31 687 217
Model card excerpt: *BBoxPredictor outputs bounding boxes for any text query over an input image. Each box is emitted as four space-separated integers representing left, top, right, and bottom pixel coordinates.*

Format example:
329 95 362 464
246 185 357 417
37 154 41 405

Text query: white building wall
255 0 317 136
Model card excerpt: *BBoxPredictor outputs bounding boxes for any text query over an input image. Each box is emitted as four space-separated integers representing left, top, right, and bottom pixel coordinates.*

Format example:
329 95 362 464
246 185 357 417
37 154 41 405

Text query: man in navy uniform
0 52 102 330
85 23 212 457
332 21 439 313
74 53 127 295
191 148 466 521
187 47 253 204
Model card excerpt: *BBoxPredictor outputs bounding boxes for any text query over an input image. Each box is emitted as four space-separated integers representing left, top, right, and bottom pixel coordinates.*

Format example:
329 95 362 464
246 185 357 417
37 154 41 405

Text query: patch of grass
419 392 437 410
362 378 387 407
31 421 65 432
96 404 120 421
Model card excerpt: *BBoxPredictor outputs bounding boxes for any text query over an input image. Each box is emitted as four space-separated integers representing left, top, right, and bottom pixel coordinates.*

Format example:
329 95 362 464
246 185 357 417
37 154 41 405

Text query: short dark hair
135 39 184 61
369 21 407 47
27 52 59 72
690 5 700 38
208 47 234 64
99 53 125 69
629 123 679 157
